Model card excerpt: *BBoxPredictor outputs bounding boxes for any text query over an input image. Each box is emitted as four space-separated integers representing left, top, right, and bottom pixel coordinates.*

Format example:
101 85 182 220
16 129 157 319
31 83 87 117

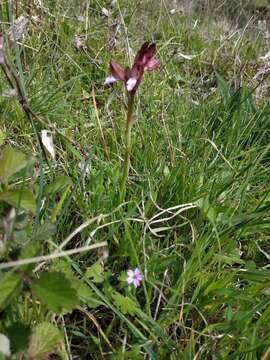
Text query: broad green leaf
0 334 10 357
86 261 104 283
111 291 139 316
32 271 79 313
32 222 57 241
6 323 31 352
13 229 28 244
0 146 33 185
44 175 72 196
19 242 41 273
0 272 22 311
51 259 74 278
20 242 41 259
28 322 62 359
75 281 102 309
52 260 102 309
0 189 36 213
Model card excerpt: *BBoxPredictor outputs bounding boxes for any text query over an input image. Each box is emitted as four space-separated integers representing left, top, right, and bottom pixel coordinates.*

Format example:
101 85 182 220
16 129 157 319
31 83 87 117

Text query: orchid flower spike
104 42 160 93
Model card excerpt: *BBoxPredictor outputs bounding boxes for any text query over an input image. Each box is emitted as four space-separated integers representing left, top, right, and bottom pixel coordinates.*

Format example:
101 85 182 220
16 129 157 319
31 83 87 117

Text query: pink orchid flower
104 42 160 92
104 43 160 202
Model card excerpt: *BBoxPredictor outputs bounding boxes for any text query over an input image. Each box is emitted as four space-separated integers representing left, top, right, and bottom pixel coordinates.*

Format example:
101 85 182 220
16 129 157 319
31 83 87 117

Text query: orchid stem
119 94 134 203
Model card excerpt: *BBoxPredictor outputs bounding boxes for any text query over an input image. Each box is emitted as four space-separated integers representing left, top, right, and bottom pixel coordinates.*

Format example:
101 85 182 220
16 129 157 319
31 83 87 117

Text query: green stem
119 94 135 202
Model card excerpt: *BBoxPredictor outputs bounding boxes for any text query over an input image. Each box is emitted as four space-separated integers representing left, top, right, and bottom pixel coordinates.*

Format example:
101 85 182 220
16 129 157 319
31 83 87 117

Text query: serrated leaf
52 260 102 309
51 259 74 277
0 272 22 311
65 274 102 309
13 229 28 244
6 323 31 352
111 291 139 316
44 175 73 196
19 242 41 273
20 242 41 259
28 322 62 359
0 146 33 185
0 334 10 357
86 261 104 283
32 271 79 313
32 222 56 241
0 189 36 214
76 281 102 309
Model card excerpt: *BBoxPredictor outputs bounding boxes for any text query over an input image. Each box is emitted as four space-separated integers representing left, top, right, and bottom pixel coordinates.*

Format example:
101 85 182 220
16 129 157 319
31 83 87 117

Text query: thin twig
0 242 107 270
34 202 130 272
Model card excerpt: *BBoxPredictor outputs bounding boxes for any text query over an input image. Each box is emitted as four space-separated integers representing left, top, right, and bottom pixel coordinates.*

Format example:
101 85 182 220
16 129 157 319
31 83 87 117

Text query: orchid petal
110 60 125 81
126 78 137 92
134 42 156 66
104 75 117 85
146 58 160 71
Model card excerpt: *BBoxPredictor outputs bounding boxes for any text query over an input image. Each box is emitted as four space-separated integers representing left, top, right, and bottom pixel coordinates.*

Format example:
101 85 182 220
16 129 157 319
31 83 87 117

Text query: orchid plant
104 42 160 202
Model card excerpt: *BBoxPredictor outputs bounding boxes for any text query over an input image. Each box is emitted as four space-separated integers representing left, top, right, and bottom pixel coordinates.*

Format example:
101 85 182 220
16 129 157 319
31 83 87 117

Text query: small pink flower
104 42 160 93
127 268 143 288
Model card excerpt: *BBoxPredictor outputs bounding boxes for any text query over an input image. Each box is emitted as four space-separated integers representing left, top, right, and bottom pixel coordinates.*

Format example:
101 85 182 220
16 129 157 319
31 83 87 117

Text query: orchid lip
126 78 137 92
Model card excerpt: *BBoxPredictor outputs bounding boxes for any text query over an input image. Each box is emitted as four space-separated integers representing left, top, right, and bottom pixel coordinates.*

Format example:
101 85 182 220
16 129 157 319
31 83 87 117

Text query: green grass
1 0 270 359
